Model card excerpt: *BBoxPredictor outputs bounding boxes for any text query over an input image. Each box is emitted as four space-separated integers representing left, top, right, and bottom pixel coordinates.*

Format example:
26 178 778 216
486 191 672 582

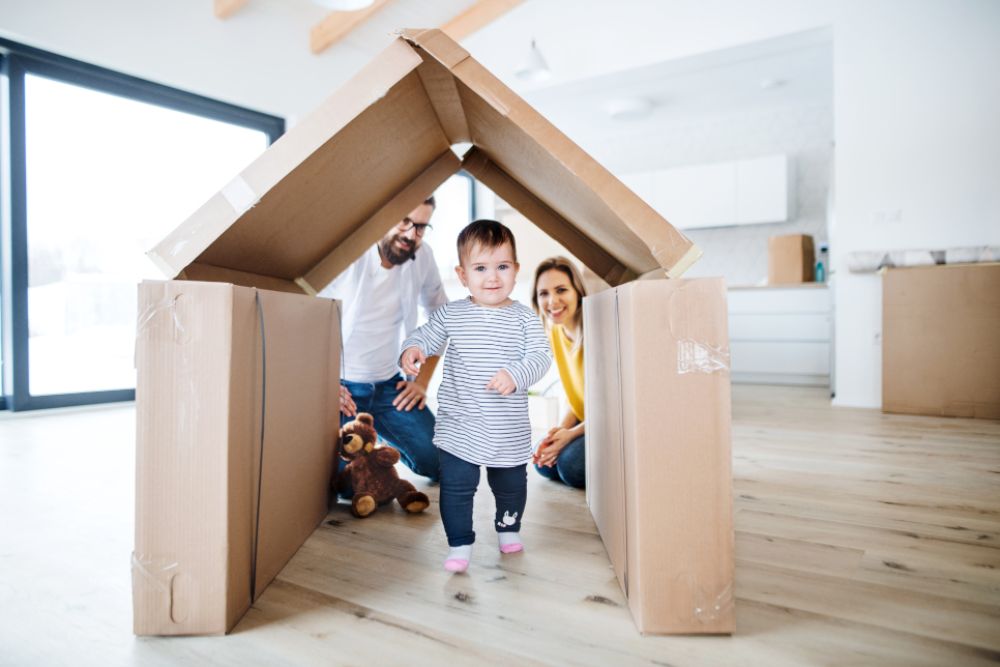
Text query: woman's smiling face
535 268 579 326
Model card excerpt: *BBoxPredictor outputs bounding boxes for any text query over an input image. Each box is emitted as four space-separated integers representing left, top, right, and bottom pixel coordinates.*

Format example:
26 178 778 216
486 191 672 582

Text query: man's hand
400 346 426 376
339 384 357 417
485 369 516 395
393 380 427 412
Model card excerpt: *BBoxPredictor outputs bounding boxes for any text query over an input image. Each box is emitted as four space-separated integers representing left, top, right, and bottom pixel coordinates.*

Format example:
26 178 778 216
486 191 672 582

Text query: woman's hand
533 427 574 467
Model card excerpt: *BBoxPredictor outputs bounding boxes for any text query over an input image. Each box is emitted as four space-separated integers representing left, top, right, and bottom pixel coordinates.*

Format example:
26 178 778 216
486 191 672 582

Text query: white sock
447 545 472 562
497 532 522 547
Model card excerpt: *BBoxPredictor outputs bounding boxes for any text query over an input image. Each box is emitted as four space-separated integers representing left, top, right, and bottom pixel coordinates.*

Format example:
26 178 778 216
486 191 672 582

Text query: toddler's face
456 242 519 307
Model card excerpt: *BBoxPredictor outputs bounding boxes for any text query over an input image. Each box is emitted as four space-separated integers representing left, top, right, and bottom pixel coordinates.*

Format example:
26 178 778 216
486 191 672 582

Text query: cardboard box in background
133 280 341 635
585 278 734 635
882 263 1000 419
768 234 815 284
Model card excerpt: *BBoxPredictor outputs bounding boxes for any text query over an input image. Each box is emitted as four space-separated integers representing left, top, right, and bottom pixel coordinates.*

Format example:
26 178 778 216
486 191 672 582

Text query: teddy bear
334 412 430 518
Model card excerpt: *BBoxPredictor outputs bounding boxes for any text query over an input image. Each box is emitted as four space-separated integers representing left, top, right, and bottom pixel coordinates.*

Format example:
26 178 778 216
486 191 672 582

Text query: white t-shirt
341 265 403 382
320 244 448 384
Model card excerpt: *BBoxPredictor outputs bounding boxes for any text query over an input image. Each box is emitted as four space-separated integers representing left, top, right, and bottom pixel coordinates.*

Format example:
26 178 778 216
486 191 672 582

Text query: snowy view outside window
24 74 269 396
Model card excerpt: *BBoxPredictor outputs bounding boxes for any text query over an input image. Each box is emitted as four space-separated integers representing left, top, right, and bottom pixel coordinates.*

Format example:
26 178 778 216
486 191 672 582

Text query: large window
1 42 284 410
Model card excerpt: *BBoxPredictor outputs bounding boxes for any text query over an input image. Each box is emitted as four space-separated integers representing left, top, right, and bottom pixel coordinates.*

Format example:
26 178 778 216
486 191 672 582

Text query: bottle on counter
815 243 829 283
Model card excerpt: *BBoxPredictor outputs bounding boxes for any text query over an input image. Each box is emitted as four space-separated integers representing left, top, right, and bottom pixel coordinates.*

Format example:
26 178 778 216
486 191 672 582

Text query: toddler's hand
400 346 426 376
485 369 516 395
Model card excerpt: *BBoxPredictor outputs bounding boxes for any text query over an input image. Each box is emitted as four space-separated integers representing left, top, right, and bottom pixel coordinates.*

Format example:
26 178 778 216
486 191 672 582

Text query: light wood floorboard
0 385 998 666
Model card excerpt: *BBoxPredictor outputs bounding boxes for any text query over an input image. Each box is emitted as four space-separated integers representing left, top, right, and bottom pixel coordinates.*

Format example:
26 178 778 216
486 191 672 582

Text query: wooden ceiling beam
310 0 392 55
214 0 248 20
441 0 523 41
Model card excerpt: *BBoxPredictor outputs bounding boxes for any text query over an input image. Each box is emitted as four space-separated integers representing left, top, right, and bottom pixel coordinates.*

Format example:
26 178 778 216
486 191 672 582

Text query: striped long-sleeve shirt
401 297 552 467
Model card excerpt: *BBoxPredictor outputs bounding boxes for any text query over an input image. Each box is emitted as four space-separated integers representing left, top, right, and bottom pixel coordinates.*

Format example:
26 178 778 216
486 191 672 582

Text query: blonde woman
531 257 587 489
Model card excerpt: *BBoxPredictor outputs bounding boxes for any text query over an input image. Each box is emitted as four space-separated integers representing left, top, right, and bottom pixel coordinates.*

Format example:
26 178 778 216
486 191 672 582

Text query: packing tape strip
221 175 260 215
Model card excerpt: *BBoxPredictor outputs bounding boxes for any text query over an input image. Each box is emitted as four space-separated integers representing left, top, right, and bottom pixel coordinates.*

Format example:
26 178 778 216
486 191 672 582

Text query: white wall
831 0 1000 407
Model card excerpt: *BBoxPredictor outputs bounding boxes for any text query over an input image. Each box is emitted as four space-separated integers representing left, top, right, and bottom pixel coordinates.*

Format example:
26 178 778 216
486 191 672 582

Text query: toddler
401 219 551 573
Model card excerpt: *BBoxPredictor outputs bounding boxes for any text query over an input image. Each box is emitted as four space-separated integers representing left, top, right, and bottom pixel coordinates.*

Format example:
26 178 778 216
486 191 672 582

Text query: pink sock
444 545 471 572
498 532 523 554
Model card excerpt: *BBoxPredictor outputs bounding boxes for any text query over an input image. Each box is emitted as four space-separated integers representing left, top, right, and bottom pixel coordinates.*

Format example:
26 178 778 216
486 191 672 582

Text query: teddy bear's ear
356 413 374 427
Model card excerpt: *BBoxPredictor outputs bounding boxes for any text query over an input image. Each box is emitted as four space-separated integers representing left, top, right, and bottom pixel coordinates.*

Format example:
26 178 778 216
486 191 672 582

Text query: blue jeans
438 448 527 547
534 434 586 489
338 375 439 496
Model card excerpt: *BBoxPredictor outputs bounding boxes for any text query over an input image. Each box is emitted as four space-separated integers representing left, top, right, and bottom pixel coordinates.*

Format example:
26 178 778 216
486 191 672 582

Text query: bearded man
320 196 447 488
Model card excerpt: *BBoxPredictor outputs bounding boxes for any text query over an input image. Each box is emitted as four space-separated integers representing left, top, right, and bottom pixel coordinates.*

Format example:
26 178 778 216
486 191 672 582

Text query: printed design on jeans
498 511 518 528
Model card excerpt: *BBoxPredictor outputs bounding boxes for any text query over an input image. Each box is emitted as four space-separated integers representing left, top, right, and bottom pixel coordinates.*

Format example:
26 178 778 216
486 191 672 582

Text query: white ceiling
523 27 833 146
293 0 834 146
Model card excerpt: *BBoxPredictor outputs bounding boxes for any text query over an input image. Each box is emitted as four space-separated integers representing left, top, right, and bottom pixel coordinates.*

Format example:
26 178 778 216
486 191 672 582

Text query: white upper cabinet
621 154 793 229
736 155 793 224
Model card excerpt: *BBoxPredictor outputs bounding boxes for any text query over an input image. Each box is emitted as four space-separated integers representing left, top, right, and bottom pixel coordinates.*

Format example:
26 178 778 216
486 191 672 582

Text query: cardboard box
133 280 341 635
139 29 719 635
768 234 815 284
584 278 734 634
882 263 1000 419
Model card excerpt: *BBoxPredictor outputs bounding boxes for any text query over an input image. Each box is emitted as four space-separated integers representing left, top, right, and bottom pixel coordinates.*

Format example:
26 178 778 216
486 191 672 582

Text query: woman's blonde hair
531 256 588 348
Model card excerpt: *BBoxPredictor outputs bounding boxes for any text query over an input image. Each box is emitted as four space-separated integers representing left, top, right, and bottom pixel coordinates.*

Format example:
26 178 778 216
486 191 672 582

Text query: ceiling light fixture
312 0 376 10
604 97 655 121
515 39 551 83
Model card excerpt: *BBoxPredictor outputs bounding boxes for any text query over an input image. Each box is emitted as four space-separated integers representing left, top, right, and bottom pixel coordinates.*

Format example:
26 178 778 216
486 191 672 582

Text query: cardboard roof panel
149 30 700 292
403 29 700 280
195 70 451 280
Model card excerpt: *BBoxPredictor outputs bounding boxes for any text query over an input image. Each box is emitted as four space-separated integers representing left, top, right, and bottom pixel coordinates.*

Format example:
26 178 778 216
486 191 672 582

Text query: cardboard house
135 28 733 636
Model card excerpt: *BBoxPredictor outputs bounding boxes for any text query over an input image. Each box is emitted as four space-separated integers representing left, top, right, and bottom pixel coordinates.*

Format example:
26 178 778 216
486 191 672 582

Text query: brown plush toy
335 412 430 518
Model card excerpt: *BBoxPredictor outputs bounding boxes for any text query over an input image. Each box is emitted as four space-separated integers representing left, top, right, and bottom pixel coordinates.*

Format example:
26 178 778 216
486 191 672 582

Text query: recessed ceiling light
604 97 655 121
759 78 787 91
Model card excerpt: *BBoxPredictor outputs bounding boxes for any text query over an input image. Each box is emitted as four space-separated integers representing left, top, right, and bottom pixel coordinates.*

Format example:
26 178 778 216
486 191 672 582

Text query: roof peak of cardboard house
148 28 701 295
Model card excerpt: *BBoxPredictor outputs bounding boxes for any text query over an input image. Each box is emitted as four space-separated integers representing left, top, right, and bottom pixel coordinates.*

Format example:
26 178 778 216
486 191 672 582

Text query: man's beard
379 234 417 265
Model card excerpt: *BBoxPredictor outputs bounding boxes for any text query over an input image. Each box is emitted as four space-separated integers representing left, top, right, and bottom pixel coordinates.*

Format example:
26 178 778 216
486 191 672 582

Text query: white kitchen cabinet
620 154 792 229
727 285 831 386
736 154 793 224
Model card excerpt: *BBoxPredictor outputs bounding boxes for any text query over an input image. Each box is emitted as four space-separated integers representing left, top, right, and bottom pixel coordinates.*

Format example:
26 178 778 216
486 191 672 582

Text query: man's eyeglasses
399 217 433 235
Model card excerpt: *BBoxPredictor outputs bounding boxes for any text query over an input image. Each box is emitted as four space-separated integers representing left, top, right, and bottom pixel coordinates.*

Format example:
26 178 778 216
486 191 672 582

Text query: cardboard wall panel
584 288 628 592
585 279 734 635
133 281 340 635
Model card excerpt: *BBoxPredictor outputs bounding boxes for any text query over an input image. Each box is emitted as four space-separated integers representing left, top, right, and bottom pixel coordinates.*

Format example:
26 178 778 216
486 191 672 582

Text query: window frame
0 39 284 411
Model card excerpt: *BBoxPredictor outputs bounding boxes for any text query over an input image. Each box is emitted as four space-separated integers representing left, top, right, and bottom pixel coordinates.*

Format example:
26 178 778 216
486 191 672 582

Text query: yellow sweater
548 324 584 422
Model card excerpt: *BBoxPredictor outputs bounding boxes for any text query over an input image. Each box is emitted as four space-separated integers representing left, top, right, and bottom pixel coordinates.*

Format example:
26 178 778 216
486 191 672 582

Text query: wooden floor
1 385 998 666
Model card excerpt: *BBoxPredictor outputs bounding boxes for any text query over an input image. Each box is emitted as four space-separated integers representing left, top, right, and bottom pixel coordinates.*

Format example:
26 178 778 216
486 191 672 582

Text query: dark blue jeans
534 434 586 489
338 375 439 496
438 448 527 547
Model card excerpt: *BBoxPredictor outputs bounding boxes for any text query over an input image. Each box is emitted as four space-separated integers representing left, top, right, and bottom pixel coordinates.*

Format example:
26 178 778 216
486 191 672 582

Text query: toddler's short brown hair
456 219 518 265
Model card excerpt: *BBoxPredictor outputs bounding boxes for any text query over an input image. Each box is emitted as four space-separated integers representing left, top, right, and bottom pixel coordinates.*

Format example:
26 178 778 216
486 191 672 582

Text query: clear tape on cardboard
134 292 199 437
677 339 730 375
131 552 184 624
221 175 260 216
136 294 189 344
692 580 734 623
